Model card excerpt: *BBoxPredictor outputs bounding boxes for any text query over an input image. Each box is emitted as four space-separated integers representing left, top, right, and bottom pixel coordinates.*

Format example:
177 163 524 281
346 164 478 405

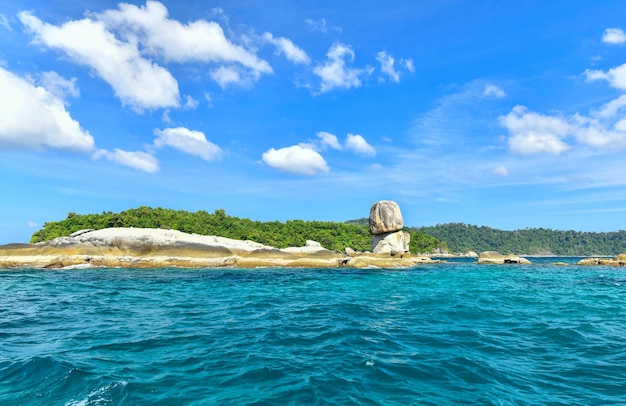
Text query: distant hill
413 223 626 256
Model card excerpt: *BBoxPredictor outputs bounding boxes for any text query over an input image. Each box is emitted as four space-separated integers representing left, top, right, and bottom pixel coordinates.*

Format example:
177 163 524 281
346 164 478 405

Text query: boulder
345 247 357 257
372 230 410 255
369 200 404 235
477 251 531 264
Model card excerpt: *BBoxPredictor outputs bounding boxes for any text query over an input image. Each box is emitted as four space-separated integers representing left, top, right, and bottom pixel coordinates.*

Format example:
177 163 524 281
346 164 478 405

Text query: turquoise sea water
2 259 626 405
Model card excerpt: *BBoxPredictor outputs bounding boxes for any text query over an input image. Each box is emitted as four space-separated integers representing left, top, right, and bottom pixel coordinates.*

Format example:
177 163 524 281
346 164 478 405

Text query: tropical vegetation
31 207 446 253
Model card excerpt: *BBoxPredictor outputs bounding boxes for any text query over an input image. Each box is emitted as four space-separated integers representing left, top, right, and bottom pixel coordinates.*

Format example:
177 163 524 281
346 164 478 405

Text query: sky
2 1 626 243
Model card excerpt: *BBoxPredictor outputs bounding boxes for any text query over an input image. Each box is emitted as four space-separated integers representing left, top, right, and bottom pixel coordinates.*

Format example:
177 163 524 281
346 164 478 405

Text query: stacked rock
369 200 410 255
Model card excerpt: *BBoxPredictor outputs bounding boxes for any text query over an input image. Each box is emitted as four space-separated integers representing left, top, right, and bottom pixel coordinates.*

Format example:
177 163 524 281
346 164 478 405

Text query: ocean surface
2 258 626 405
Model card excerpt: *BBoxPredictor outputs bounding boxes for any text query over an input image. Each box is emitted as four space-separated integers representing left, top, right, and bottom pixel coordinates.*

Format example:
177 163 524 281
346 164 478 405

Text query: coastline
0 227 439 269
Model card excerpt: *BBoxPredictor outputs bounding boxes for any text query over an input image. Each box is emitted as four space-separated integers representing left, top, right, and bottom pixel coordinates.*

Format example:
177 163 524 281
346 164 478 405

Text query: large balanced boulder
372 230 410 255
369 200 404 235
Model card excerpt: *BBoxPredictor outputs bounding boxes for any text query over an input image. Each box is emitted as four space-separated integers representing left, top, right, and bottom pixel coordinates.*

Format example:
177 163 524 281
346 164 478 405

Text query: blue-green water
2 260 626 405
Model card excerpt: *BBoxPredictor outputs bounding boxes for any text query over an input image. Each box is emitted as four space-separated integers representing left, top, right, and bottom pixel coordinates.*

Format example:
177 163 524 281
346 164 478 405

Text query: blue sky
2 1 626 243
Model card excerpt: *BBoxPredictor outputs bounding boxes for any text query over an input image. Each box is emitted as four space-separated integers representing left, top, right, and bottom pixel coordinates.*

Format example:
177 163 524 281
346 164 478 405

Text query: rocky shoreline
0 227 439 269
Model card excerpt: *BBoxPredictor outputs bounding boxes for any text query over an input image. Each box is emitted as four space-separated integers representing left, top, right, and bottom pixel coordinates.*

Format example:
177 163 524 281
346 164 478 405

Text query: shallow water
2 261 626 405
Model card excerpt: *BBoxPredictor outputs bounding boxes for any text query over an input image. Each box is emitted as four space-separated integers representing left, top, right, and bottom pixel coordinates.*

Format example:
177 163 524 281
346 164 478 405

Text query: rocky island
0 201 438 269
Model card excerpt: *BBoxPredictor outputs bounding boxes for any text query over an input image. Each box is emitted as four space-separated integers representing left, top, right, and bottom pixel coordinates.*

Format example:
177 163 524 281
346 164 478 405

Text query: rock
305 240 322 247
477 251 531 264
466 251 478 258
345 247 357 257
369 200 404 235
578 253 626 266
372 230 410 255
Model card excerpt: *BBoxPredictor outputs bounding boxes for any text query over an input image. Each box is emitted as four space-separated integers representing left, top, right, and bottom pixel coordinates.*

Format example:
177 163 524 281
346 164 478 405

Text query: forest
30 207 446 254
413 223 626 256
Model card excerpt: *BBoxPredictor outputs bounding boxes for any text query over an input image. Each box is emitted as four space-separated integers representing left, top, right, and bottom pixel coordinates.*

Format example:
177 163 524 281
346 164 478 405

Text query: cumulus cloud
500 100 626 155
313 43 371 93
18 1 274 108
483 84 505 98
585 64 626 90
500 106 570 155
316 131 342 150
153 127 222 161
262 145 329 175
0 67 94 152
262 32 310 65
19 10 180 111
93 148 159 173
602 28 626 44
345 134 376 157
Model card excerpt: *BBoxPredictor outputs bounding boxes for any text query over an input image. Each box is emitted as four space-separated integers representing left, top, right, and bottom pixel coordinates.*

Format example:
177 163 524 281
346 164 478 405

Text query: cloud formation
0 67 94 152
602 28 626 44
154 127 222 161
345 134 376 157
313 43 371 93
19 10 180 111
18 1 275 109
262 145 329 175
93 148 159 172
263 32 310 65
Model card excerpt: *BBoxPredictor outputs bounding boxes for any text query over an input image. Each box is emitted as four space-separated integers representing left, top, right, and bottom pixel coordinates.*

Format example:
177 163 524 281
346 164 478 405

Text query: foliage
413 223 626 256
30 207 446 253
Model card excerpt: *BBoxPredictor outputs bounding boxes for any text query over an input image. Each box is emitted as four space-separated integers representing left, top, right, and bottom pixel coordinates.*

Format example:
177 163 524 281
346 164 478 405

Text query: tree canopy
414 223 626 256
31 207 447 253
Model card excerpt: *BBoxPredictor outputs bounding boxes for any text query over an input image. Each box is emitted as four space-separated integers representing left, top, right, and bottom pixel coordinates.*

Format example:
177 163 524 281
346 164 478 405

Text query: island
0 201 439 269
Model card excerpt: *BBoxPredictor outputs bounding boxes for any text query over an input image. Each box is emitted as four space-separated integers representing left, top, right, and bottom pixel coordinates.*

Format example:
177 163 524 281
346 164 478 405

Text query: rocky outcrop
369 200 410 255
371 231 411 255
577 253 626 266
369 200 404 235
0 227 438 269
477 251 531 264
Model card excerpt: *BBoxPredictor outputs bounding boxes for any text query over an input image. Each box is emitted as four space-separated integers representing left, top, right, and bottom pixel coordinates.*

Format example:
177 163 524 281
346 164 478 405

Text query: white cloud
316 131 342 150
19 10 180 111
304 18 341 34
376 51 400 83
345 133 376 157
93 149 159 172
262 32 310 65
492 166 509 176
483 84 505 98
500 106 570 155
27 221 38 228
40 71 79 100
210 66 242 88
402 58 415 73
500 100 626 155
0 67 94 152
313 43 369 93
585 64 626 90
602 28 626 44
262 145 329 175
154 127 222 161
97 0 271 84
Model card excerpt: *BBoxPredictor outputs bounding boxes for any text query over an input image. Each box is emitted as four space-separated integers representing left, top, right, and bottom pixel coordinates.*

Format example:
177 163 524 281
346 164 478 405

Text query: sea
2 258 626 405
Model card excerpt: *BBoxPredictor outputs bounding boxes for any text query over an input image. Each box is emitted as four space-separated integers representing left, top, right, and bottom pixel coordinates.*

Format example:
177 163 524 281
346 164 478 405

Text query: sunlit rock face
368 200 404 235
369 201 409 255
